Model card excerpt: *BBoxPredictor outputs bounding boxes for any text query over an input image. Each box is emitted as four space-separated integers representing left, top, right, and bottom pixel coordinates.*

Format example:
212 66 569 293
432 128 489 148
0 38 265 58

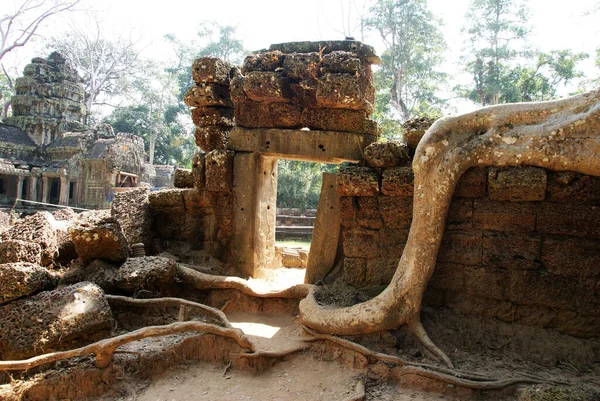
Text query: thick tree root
302 327 564 390
233 344 310 360
0 321 256 371
105 294 233 328
177 265 313 298
299 88 600 365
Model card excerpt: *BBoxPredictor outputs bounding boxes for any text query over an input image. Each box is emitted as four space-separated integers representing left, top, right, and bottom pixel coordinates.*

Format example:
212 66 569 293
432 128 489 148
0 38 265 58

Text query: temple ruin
0 41 599 400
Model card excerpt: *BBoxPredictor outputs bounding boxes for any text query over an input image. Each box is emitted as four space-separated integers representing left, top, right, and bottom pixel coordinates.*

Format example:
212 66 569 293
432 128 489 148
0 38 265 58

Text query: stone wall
338 161 600 338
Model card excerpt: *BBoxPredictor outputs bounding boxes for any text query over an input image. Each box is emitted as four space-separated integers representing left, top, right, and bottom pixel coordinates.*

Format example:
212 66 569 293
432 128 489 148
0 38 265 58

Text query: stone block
192 152 206 190
365 258 398 286
536 202 600 238
184 83 232 107
182 188 215 212
281 52 320 79
555 309 600 338
482 232 541 270
343 228 380 259
205 150 234 192
446 199 473 230
343 257 367 286
301 108 379 135
336 166 379 197
320 51 363 74
0 282 113 360
0 240 42 265
546 171 600 204
379 196 412 229
339 196 358 228
0 262 55 304
364 141 410 168
473 199 536 233
148 189 185 209
174 168 193 188
111 186 152 248
445 292 515 322
69 216 129 264
194 126 231 151
465 266 509 300
242 51 284 73
191 106 234 127
0 212 58 266
508 270 586 309
541 235 600 277
454 167 487 198
234 101 302 129
289 79 318 108
437 231 482 265
117 256 177 292
488 167 547 202
428 263 465 291
268 40 380 65
402 116 436 149
229 73 246 103
376 227 409 259
316 73 373 112
242 71 290 102
514 304 557 328
356 197 383 229
192 57 233 84
381 167 414 197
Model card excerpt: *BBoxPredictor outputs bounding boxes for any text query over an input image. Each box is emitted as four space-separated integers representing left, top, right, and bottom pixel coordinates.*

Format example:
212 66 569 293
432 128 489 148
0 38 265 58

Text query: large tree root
0 321 255 371
299 88 600 365
302 327 565 390
105 295 233 328
178 265 313 298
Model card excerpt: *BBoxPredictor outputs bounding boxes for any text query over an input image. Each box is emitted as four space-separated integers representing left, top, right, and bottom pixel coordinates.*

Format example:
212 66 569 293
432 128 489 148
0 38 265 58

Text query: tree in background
365 0 446 135
460 0 588 105
277 161 337 210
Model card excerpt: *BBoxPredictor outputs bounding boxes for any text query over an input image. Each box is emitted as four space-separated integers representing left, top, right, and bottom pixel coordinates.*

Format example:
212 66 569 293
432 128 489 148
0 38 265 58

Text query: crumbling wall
338 122 600 338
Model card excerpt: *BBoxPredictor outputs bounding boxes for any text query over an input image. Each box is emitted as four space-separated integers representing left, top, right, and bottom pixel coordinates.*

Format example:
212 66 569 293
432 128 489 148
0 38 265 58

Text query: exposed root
301 327 564 390
234 344 310 359
0 321 256 371
407 316 453 368
342 378 366 401
177 264 313 298
105 294 233 328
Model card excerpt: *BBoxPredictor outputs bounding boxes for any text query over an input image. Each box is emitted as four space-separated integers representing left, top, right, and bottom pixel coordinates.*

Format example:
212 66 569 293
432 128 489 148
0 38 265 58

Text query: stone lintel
227 127 377 164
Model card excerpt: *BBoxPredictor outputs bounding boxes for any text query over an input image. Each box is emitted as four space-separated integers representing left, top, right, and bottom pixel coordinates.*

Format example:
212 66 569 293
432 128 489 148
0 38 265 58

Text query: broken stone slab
402 116 437 150
0 240 42 265
281 53 320 80
268 40 381 64
242 50 284 73
192 57 233 84
301 108 379 135
0 262 56 304
0 282 113 360
69 216 129 265
336 166 380 196
316 73 374 113
381 167 415 197
363 140 411 168
0 212 58 266
205 150 234 193
234 101 302 129
174 168 194 188
191 106 234 127
280 249 308 268
148 188 185 209
194 126 231 152
184 83 233 108
242 71 290 103
52 207 77 221
111 186 152 248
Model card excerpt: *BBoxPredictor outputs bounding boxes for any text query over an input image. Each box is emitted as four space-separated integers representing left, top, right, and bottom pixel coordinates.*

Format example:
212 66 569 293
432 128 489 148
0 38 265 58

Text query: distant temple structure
0 52 173 209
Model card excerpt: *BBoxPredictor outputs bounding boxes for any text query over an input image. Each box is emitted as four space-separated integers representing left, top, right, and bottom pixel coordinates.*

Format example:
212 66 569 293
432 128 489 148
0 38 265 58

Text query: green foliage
365 0 447 123
276 160 337 209
0 72 14 117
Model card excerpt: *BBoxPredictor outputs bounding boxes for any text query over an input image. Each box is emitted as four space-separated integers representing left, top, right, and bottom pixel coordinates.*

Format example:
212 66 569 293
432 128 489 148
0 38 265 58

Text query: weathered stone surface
454 167 487 198
0 210 10 235
343 228 380 259
542 235 600 277
282 53 320 79
336 166 379 196
364 141 410 168
111 186 152 247
365 258 397 285
473 199 536 233
508 270 588 310
268 41 380 65
465 266 508 300
0 262 55 304
379 196 412 229
0 240 42 264
52 208 77 221
281 250 308 268
205 150 234 192
482 232 541 270
446 198 473 230
191 106 234 127
316 73 373 112
55 228 78 264
289 79 318 107
148 189 185 209
194 126 231 151
339 196 357 228
192 152 206 190
234 101 302 128
488 167 547 201
428 263 465 291
343 257 367 286
381 167 414 196
242 51 284 73
536 202 600 238
437 231 482 265
69 216 129 264
0 282 113 360
546 171 600 204
0 212 58 266
242 71 290 102
184 83 232 108
302 108 379 134
192 57 233 84
117 256 177 292
356 197 383 229
174 168 193 189
320 51 363 74
402 116 436 149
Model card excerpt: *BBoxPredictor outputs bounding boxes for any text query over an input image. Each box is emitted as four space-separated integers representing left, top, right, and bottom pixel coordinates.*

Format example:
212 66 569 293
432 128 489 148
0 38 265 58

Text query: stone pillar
16 176 25 201
27 175 38 202
41 176 50 204
59 175 69 206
